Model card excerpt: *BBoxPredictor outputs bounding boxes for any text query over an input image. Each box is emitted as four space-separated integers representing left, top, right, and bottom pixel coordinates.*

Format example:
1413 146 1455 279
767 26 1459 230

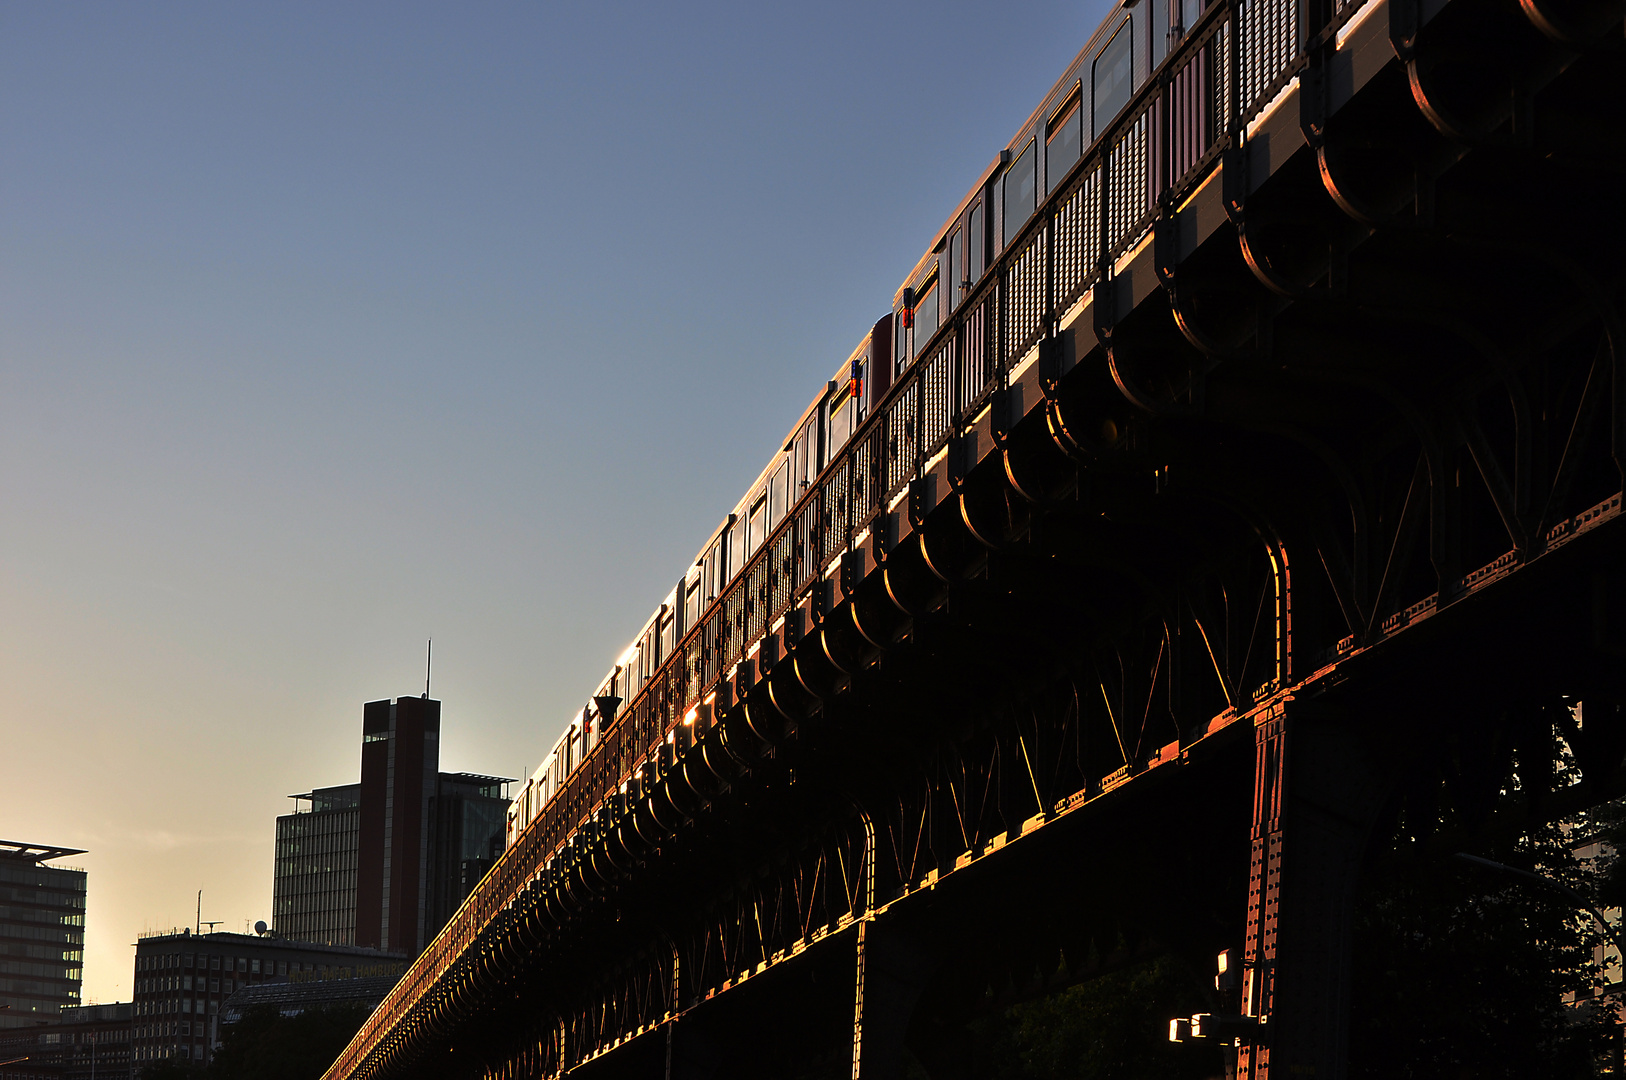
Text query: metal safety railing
324 0 1367 1074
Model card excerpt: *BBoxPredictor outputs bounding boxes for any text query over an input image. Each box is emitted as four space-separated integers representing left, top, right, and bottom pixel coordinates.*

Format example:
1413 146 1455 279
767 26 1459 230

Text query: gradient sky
0 0 1114 1004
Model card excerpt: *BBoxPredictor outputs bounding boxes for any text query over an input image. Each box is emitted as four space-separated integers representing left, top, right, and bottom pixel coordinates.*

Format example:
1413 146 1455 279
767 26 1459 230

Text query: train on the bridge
504 0 1198 850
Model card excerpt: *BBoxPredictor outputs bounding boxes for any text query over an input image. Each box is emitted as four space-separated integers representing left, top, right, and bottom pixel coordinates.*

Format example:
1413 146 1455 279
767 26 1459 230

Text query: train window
1093 20 1133 138
684 574 702 631
1004 140 1036 242
794 419 815 491
895 314 910 375
945 230 961 312
659 605 675 661
811 412 826 477
828 379 855 454
1047 86 1083 194
769 459 789 527
968 202 984 284
729 514 746 578
792 429 807 495
913 274 939 355
703 539 722 601
748 493 768 555
1151 0 1171 67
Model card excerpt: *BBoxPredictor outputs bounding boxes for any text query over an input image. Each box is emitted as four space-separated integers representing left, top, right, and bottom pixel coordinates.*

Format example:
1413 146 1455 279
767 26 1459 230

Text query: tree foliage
207 1004 371 1080
977 956 1224 1080
1346 832 1608 1078
136 1004 373 1080
905 816 1617 1078
137 1060 205 1080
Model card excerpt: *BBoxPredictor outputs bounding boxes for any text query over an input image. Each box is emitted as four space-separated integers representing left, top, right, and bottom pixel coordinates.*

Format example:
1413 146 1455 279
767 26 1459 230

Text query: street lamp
1454 851 1625 955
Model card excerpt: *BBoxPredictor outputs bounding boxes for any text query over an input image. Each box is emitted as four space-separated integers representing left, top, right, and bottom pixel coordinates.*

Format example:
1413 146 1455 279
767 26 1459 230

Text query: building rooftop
221 975 399 1025
0 840 87 865
437 772 514 798
132 929 404 958
59 1002 132 1023
286 783 363 813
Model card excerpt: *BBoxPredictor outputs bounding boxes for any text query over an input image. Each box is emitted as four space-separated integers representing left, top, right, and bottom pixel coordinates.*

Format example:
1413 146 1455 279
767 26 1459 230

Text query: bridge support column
1238 697 1394 1080
851 921 938 1080
663 1019 718 1080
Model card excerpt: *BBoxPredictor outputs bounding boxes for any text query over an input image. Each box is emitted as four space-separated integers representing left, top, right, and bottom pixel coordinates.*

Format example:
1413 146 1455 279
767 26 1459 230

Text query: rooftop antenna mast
424 639 432 699
195 890 202 935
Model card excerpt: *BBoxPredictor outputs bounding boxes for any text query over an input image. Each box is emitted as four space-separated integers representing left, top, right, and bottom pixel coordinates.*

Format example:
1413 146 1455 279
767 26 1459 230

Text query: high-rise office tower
272 784 361 946
271 698 509 957
0 841 87 1027
423 773 510 936
356 695 440 955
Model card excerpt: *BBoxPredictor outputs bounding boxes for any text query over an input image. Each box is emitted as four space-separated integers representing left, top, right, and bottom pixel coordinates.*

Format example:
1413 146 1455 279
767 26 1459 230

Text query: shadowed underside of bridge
324 1 1626 1078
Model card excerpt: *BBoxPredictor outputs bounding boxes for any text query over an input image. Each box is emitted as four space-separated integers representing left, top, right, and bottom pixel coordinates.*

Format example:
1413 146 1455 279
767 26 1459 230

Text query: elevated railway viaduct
324 0 1626 1076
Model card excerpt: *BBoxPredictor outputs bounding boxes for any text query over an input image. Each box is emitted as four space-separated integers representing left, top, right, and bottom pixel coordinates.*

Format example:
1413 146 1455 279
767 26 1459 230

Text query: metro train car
505 0 1198 850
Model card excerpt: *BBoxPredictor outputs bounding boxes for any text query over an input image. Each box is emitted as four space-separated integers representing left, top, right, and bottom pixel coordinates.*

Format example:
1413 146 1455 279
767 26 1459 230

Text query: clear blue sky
0 0 1113 1003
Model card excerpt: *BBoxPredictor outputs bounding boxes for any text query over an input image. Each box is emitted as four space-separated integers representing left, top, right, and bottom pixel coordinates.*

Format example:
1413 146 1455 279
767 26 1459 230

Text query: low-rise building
0 1002 132 1080
130 929 404 1070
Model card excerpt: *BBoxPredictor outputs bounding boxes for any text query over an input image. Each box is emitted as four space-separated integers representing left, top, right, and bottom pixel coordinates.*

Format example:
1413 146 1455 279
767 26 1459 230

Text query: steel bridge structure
322 0 1626 1077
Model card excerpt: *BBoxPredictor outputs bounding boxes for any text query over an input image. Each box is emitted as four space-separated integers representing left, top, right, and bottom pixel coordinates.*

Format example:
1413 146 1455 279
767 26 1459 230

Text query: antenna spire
424 639 432 699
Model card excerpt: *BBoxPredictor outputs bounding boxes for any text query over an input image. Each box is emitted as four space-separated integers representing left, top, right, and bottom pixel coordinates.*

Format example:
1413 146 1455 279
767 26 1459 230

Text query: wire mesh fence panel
635 693 655 752
1002 227 1048 366
885 378 919 501
851 425 878 530
718 585 741 668
1105 107 1152 256
921 342 955 453
769 527 794 620
746 558 767 644
697 614 713 687
1237 0 1297 122
960 294 995 415
1166 29 1223 194
821 458 850 565
796 499 820 591
1053 167 1101 315
684 635 704 709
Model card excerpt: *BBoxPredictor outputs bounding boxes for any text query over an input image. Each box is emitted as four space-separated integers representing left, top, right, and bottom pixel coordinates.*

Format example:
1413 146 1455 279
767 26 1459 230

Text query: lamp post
1453 851 1625 956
